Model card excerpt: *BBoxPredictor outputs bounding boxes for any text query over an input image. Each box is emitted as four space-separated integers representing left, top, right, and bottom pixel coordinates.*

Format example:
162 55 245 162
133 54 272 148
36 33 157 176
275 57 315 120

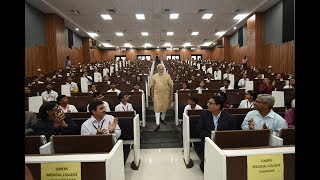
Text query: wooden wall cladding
229 45 248 65
212 47 223 60
264 41 295 73
25 45 46 77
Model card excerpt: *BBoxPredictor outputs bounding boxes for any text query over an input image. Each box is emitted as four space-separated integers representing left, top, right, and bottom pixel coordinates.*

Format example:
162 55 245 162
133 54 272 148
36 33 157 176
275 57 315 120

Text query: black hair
88 101 104 115
247 90 257 100
210 95 225 110
56 95 67 104
92 91 102 97
38 101 58 120
189 97 199 104
118 92 128 101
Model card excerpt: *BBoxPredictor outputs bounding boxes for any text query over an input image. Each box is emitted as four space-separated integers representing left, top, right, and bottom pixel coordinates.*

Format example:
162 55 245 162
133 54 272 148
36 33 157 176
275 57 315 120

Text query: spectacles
207 101 216 105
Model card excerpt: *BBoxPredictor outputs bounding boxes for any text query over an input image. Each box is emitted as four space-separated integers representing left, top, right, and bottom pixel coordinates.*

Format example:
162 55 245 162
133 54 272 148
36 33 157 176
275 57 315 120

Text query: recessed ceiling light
101 14 112 20
115 32 124 36
141 32 149 36
88 32 98 37
202 14 213 19
233 27 237 30
215 31 226 36
183 42 191 46
102 43 113 47
124 43 132 47
164 42 171 46
201 42 213 46
233 14 249 21
191 32 199 36
75 28 79 31
136 14 145 20
167 32 174 36
144 43 152 47
170 13 179 19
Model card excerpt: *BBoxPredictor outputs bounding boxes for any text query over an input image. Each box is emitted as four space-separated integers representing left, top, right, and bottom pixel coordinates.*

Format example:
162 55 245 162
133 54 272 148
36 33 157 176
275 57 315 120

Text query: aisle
124 148 203 180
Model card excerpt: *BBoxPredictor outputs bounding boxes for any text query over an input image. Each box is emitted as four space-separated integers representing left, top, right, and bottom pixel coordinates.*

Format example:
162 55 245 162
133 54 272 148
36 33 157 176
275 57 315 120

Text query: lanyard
92 119 105 130
122 105 128 111
247 101 253 108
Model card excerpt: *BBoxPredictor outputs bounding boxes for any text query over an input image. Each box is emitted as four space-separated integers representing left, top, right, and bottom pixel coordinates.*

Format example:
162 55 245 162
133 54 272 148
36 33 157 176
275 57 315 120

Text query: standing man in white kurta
150 64 173 131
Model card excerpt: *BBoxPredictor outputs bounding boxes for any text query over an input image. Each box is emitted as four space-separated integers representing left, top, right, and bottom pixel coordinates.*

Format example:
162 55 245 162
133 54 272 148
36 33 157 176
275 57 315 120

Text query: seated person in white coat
57 95 78 113
87 92 110 112
238 90 257 108
115 92 134 111
81 101 121 140
183 97 203 115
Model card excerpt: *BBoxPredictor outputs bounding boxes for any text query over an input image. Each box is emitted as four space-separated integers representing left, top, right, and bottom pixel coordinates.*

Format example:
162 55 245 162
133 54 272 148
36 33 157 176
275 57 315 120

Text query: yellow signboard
247 154 284 180
41 162 81 180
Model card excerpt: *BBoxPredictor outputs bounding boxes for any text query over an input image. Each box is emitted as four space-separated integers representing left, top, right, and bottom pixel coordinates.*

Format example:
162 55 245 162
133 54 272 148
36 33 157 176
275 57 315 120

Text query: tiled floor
124 148 203 180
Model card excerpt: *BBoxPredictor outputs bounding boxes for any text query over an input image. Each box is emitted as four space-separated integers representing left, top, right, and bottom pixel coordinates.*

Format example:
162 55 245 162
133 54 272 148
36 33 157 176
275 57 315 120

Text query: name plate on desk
41 162 81 180
247 154 284 180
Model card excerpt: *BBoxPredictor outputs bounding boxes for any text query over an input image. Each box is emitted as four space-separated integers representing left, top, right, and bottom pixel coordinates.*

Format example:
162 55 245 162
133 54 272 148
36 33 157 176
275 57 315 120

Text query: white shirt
87 101 110 112
283 85 294 89
195 87 208 94
59 104 78 113
131 89 144 93
183 104 203 115
81 114 121 139
238 99 254 108
107 89 121 95
66 82 78 92
219 86 234 93
115 102 134 111
41 90 58 102
238 78 249 89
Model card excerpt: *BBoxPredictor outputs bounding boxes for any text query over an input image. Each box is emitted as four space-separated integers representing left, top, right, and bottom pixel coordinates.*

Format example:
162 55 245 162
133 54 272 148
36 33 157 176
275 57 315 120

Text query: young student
114 92 134 111
183 97 203 115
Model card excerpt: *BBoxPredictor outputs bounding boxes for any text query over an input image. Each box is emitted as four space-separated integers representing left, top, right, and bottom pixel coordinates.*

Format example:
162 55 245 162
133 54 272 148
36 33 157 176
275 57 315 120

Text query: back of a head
92 91 101 98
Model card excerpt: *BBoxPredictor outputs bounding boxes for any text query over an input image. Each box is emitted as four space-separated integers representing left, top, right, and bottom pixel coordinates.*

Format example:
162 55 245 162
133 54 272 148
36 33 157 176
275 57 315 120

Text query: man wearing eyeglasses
198 95 235 172
81 101 121 140
241 94 288 131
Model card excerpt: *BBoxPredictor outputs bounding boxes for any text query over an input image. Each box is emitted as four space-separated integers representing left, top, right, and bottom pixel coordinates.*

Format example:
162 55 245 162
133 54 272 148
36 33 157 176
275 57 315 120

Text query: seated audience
241 94 288 132
81 101 121 140
180 82 190 91
238 90 257 108
41 83 59 102
258 78 275 94
66 77 79 93
219 79 233 93
89 84 98 94
284 107 295 128
25 111 38 135
87 92 110 112
195 80 208 94
31 101 79 140
183 97 203 114
283 78 295 89
115 92 134 111
131 83 144 93
57 95 78 113
237 73 249 89
107 82 121 95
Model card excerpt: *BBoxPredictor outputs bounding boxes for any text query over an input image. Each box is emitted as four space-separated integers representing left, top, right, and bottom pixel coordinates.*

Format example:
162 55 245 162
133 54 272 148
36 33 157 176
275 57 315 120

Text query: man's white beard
158 72 163 75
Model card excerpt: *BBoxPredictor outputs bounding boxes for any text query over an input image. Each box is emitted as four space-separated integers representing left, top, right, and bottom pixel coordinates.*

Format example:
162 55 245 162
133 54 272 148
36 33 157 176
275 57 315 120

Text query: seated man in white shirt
66 77 79 93
131 83 144 93
41 83 59 102
237 73 249 89
183 97 203 115
81 101 121 140
241 94 288 132
219 79 233 93
57 95 78 113
283 78 295 89
87 92 110 112
115 92 134 112
107 82 121 95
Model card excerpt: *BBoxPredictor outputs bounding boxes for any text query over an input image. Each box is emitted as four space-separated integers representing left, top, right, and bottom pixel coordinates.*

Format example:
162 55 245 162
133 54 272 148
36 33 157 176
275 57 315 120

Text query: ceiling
26 0 280 49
